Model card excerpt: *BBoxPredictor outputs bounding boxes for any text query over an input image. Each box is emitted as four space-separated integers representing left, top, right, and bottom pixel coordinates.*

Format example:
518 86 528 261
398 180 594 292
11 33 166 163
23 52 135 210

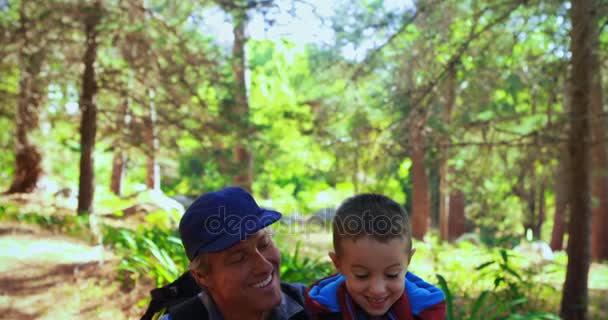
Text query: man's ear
328 251 341 272
190 269 210 289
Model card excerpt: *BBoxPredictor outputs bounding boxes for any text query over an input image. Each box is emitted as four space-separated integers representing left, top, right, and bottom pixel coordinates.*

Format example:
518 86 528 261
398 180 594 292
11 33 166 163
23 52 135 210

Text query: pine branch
379 0 527 137
349 1 433 81
408 0 525 110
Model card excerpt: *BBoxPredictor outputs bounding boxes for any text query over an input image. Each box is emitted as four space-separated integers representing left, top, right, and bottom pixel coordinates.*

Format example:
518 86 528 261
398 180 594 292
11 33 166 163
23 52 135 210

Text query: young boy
305 193 445 320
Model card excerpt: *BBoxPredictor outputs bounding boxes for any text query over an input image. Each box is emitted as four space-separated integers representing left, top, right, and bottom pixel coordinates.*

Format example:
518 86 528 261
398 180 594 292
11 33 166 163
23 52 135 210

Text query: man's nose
252 250 273 273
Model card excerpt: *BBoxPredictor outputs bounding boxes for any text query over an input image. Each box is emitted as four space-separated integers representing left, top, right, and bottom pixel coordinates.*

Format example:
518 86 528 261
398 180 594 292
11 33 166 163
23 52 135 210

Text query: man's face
196 229 282 315
330 236 414 317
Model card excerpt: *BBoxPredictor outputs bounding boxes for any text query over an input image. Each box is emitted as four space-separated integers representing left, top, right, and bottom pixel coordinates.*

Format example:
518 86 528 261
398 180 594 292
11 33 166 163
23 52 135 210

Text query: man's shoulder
282 282 306 290
279 282 310 320
162 283 309 320
281 282 306 298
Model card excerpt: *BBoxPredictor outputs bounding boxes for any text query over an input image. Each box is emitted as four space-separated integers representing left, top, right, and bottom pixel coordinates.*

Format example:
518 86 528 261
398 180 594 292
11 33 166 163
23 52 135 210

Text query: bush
436 249 559 320
104 226 188 287
280 241 333 284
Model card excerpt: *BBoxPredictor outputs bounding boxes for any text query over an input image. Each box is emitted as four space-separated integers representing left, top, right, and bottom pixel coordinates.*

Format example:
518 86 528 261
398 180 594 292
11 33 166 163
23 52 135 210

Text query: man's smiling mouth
251 274 273 288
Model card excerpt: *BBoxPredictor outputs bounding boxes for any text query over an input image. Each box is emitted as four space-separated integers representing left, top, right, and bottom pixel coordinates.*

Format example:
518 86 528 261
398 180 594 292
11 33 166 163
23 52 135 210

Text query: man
156 186 310 320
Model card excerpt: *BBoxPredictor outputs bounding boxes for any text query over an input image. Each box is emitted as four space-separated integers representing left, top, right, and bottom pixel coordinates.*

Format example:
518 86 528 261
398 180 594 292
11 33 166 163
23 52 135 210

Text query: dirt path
0 223 146 319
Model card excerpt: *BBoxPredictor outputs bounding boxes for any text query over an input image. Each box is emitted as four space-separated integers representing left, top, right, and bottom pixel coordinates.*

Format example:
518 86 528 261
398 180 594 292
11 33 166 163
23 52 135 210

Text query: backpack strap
168 296 209 320
140 271 201 320
151 271 200 301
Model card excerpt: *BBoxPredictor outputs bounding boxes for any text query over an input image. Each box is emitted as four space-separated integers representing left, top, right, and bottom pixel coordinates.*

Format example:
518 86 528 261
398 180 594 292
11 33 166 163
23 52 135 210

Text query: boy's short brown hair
332 193 412 256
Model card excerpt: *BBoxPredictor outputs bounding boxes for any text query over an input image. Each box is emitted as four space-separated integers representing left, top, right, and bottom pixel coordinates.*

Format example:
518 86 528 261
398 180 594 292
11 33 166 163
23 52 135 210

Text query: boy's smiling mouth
365 295 389 308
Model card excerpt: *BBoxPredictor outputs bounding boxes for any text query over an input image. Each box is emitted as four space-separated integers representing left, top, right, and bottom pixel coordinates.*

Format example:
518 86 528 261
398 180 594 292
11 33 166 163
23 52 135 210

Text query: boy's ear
407 247 416 264
328 251 341 272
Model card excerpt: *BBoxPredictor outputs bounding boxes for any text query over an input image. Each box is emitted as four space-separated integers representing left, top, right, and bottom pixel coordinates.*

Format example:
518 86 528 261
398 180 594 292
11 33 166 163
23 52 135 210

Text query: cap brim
196 209 282 254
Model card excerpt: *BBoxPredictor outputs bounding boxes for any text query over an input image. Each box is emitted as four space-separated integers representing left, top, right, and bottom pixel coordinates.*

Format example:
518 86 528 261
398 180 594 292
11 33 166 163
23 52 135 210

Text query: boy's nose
368 278 386 295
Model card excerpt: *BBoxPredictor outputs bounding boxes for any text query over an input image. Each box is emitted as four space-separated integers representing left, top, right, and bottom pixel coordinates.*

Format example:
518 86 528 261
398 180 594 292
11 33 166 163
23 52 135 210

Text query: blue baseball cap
179 186 282 260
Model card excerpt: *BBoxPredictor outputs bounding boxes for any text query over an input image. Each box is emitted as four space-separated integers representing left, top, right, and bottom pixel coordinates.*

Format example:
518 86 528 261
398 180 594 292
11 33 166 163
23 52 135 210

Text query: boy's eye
385 273 400 279
354 274 369 279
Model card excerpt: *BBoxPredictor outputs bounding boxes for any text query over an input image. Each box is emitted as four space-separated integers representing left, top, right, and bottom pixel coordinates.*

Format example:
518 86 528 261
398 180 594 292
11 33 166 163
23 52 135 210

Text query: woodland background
0 0 607 319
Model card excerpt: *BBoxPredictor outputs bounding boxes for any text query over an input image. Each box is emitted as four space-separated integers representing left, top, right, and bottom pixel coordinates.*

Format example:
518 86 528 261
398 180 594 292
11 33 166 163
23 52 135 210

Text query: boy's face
329 236 414 317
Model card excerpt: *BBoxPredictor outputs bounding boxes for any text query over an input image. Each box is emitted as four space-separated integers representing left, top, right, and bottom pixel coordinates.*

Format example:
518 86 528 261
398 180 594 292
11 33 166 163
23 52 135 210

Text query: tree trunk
231 11 252 192
513 164 537 240
439 66 456 241
439 159 448 240
533 180 546 240
589 17 608 261
448 189 466 241
526 161 538 239
410 119 430 240
110 151 126 195
561 0 593 318
77 2 101 215
550 81 572 252
5 3 43 195
143 89 160 191
110 96 129 196
551 152 569 251
530 133 544 241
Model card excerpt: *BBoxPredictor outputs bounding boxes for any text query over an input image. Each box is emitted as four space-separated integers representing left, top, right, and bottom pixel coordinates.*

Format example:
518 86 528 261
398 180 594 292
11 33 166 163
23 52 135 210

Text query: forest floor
0 221 148 320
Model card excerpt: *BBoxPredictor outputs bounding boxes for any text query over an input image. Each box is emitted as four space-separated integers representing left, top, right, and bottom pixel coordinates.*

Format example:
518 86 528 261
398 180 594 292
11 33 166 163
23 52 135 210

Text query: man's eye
259 240 270 250
230 254 246 264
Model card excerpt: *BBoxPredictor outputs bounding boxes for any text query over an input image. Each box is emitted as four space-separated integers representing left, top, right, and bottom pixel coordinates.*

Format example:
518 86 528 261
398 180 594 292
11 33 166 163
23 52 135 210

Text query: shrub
436 249 560 320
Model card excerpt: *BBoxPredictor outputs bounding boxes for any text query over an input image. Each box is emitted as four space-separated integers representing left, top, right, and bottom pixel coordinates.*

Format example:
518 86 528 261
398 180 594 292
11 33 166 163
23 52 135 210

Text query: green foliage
169 151 231 195
0 203 92 239
109 226 334 288
435 248 560 319
1 0 575 238
0 117 14 189
248 40 336 213
105 227 188 287
279 241 333 284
